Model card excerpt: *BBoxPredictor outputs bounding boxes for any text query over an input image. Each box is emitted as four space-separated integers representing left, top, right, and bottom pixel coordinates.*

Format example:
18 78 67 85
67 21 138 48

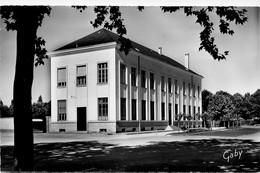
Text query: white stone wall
50 42 202 132
50 43 117 132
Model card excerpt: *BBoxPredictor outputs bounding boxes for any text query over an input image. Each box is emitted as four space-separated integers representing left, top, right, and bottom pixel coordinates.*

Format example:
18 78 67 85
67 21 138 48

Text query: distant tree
202 89 213 113
201 111 212 128
249 89 260 119
37 95 43 103
208 91 235 128
0 100 12 117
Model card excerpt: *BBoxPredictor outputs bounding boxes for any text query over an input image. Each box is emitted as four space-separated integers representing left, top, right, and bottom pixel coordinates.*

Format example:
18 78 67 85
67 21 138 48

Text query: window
161 76 165 91
97 63 108 83
98 98 108 120
175 104 178 120
193 85 196 97
169 103 172 124
189 105 191 115
121 98 126 120
161 102 165 120
183 82 186 95
183 105 186 120
76 65 86 86
198 86 200 98
58 100 66 121
57 68 66 87
150 73 154 90
131 67 136 86
120 64 126 84
142 100 146 120
198 107 201 120
132 99 137 120
188 83 191 96
141 70 146 88
175 80 178 94
150 101 154 120
168 78 172 93
193 106 196 119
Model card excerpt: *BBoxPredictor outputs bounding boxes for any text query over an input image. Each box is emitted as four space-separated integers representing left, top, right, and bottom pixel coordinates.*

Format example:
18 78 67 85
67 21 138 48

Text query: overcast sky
0 5 259 105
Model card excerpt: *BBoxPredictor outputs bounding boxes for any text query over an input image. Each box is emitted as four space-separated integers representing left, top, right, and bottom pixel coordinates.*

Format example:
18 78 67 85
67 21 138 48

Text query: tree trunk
13 8 38 171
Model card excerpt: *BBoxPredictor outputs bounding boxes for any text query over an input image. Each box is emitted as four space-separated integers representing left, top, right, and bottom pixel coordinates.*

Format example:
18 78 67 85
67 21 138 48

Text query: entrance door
77 107 87 131
169 103 172 125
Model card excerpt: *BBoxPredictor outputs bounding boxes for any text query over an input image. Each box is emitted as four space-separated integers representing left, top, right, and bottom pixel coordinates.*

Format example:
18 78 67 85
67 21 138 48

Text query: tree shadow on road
1 138 260 172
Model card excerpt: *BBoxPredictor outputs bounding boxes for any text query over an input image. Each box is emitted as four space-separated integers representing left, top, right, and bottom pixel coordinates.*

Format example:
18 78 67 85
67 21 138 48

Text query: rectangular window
175 80 178 94
97 63 108 83
183 105 186 120
193 85 196 97
198 107 201 120
161 102 165 120
169 103 172 122
175 104 178 120
142 100 146 120
141 70 146 88
188 83 191 96
198 86 200 98
58 100 66 121
150 73 154 90
120 64 126 84
161 76 165 91
121 98 126 120
131 67 136 86
132 99 137 120
150 101 154 120
193 106 196 120
168 78 172 93
76 65 86 86
98 98 108 120
57 68 66 87
183 82 186 95
189 105 191 115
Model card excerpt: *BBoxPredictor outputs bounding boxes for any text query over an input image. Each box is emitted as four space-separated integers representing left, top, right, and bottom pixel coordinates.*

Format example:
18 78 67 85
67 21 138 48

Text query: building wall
50 43 117 132
50 42 202 133
116 48 202 130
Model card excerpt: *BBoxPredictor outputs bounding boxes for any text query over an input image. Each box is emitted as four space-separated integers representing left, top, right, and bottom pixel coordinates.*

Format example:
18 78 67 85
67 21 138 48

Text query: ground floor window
161 102 165 120
142 100 146 120
98 98 108 120
150 101 154 120
175 104 178 120
58 100 66 121
121 98 126 120
183 105 186 120
132 99 137 120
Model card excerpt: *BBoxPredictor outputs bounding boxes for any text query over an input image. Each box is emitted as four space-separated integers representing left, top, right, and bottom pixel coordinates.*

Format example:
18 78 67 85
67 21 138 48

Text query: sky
0 5 260 105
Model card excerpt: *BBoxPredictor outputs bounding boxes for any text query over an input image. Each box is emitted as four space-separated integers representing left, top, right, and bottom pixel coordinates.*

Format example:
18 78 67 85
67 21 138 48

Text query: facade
49 29 203 133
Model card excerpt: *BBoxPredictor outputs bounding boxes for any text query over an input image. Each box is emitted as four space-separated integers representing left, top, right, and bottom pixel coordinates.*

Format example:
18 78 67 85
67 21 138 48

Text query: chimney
184 53 189 69
158 47 162 55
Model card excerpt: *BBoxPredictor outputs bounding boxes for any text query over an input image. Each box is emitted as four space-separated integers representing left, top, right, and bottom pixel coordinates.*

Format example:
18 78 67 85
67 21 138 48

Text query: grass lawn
1 128 260 172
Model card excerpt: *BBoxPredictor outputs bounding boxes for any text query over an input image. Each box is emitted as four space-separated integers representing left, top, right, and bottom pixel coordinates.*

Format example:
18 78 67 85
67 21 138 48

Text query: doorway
77 107 87 131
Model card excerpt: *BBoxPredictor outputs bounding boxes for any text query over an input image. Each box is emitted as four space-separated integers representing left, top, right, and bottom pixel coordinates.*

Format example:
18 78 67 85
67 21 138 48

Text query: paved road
1 126 260 172
1 126 260 147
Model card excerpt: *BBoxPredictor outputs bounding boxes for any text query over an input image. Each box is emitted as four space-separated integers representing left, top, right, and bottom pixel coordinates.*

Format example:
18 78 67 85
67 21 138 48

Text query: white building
49 29 203 133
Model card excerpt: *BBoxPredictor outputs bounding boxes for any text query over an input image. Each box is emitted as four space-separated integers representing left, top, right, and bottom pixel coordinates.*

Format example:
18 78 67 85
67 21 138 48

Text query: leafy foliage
0 6 52 67
161 6 247 60
73 6 247 60
32 99 50 119
202 89 213 113
203 89 260 122
74 6 132 55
